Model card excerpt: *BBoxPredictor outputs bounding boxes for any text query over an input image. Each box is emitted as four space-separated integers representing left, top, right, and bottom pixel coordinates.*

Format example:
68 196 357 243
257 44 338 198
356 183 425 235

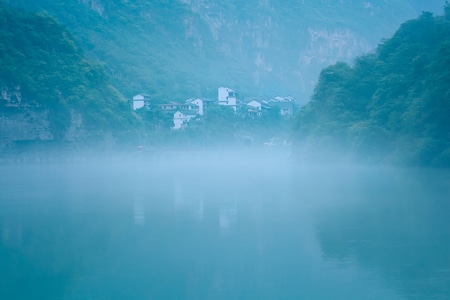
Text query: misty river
1 150 449 300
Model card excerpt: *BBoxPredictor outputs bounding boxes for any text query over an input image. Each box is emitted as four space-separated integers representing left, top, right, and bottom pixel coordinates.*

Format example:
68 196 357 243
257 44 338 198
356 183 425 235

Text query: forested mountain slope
293 8 450 166
0 3 136 142
10 0 444 102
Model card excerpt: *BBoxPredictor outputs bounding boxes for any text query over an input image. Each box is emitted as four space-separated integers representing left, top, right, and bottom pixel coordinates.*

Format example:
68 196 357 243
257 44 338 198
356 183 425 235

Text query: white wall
247 100 262 110
133 94 145 101
218 87 237 111
173 111 196 129
133 100 144 110
191 99 204 115
133 94 147 110
173 111 184 129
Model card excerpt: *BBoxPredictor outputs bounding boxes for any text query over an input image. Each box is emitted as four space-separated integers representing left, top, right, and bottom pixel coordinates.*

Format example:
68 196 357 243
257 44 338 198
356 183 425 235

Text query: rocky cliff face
0 84 84 145
0 110 52 143
1 85 22 106
0 85 52 144
176 0 402 99
185 0 443 93
0 107 95 149
0 107 122 157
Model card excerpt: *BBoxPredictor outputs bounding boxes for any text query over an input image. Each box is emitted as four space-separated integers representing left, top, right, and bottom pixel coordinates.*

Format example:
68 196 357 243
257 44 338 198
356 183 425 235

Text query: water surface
1 151 449 299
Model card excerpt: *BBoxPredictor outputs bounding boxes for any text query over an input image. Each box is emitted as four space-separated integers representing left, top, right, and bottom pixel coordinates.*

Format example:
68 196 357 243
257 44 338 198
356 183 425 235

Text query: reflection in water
0 158 449 300
133 199 145 225
195 197 205 221
172 175 206 222
1 220 23 250
311 167 450 300
174 177 183 212
219 203 237 231
1 227 9 243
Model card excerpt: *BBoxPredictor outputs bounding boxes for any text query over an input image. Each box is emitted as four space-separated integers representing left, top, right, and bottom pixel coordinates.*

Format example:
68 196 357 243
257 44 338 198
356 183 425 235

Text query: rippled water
1 151 449 299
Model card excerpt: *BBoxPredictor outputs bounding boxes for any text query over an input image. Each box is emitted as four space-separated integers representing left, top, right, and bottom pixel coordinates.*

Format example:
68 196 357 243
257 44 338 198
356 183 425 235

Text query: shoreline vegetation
292 9 450 167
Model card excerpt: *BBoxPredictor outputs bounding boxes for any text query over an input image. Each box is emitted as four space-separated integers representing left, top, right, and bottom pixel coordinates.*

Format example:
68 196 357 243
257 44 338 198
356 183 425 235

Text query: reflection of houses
218 87 238 111
133 94 151 110
173 110 198 129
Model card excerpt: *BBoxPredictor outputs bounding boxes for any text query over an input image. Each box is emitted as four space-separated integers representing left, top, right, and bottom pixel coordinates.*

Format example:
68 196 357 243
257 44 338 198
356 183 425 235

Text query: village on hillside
132 87 296 130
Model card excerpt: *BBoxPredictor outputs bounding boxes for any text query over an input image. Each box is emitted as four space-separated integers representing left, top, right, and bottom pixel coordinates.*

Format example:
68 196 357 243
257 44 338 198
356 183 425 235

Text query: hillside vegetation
12 0 443 101
293 8 450 166
0 3 137 140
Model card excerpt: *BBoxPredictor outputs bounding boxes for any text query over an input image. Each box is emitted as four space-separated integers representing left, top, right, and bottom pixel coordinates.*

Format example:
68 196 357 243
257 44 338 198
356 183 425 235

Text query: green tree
0 3 137 142
293 10 450 166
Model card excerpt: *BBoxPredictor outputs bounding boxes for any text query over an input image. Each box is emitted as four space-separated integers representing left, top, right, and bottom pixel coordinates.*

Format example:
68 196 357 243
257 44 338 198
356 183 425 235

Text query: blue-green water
1 152 449 299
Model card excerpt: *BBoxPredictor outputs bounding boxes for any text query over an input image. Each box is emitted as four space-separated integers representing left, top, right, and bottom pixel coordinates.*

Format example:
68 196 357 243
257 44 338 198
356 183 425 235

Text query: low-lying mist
1 148 449 299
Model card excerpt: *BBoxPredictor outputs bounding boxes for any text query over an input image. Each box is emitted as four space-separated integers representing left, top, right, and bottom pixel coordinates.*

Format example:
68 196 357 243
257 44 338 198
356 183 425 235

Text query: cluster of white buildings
132 87 295 129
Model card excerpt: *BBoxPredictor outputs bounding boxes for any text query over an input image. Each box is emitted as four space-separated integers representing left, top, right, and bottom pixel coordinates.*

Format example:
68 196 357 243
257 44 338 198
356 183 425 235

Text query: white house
268 96 295 117
173 110 197 130
187 98 204 115
247 100 262 111
133 94 151 110
218 87 238 111
246 100 263 117
279 103 294 117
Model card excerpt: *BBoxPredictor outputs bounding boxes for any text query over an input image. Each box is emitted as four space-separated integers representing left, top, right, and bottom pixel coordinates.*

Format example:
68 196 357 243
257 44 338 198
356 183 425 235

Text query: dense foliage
293 9 450 166
0 3 137 140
